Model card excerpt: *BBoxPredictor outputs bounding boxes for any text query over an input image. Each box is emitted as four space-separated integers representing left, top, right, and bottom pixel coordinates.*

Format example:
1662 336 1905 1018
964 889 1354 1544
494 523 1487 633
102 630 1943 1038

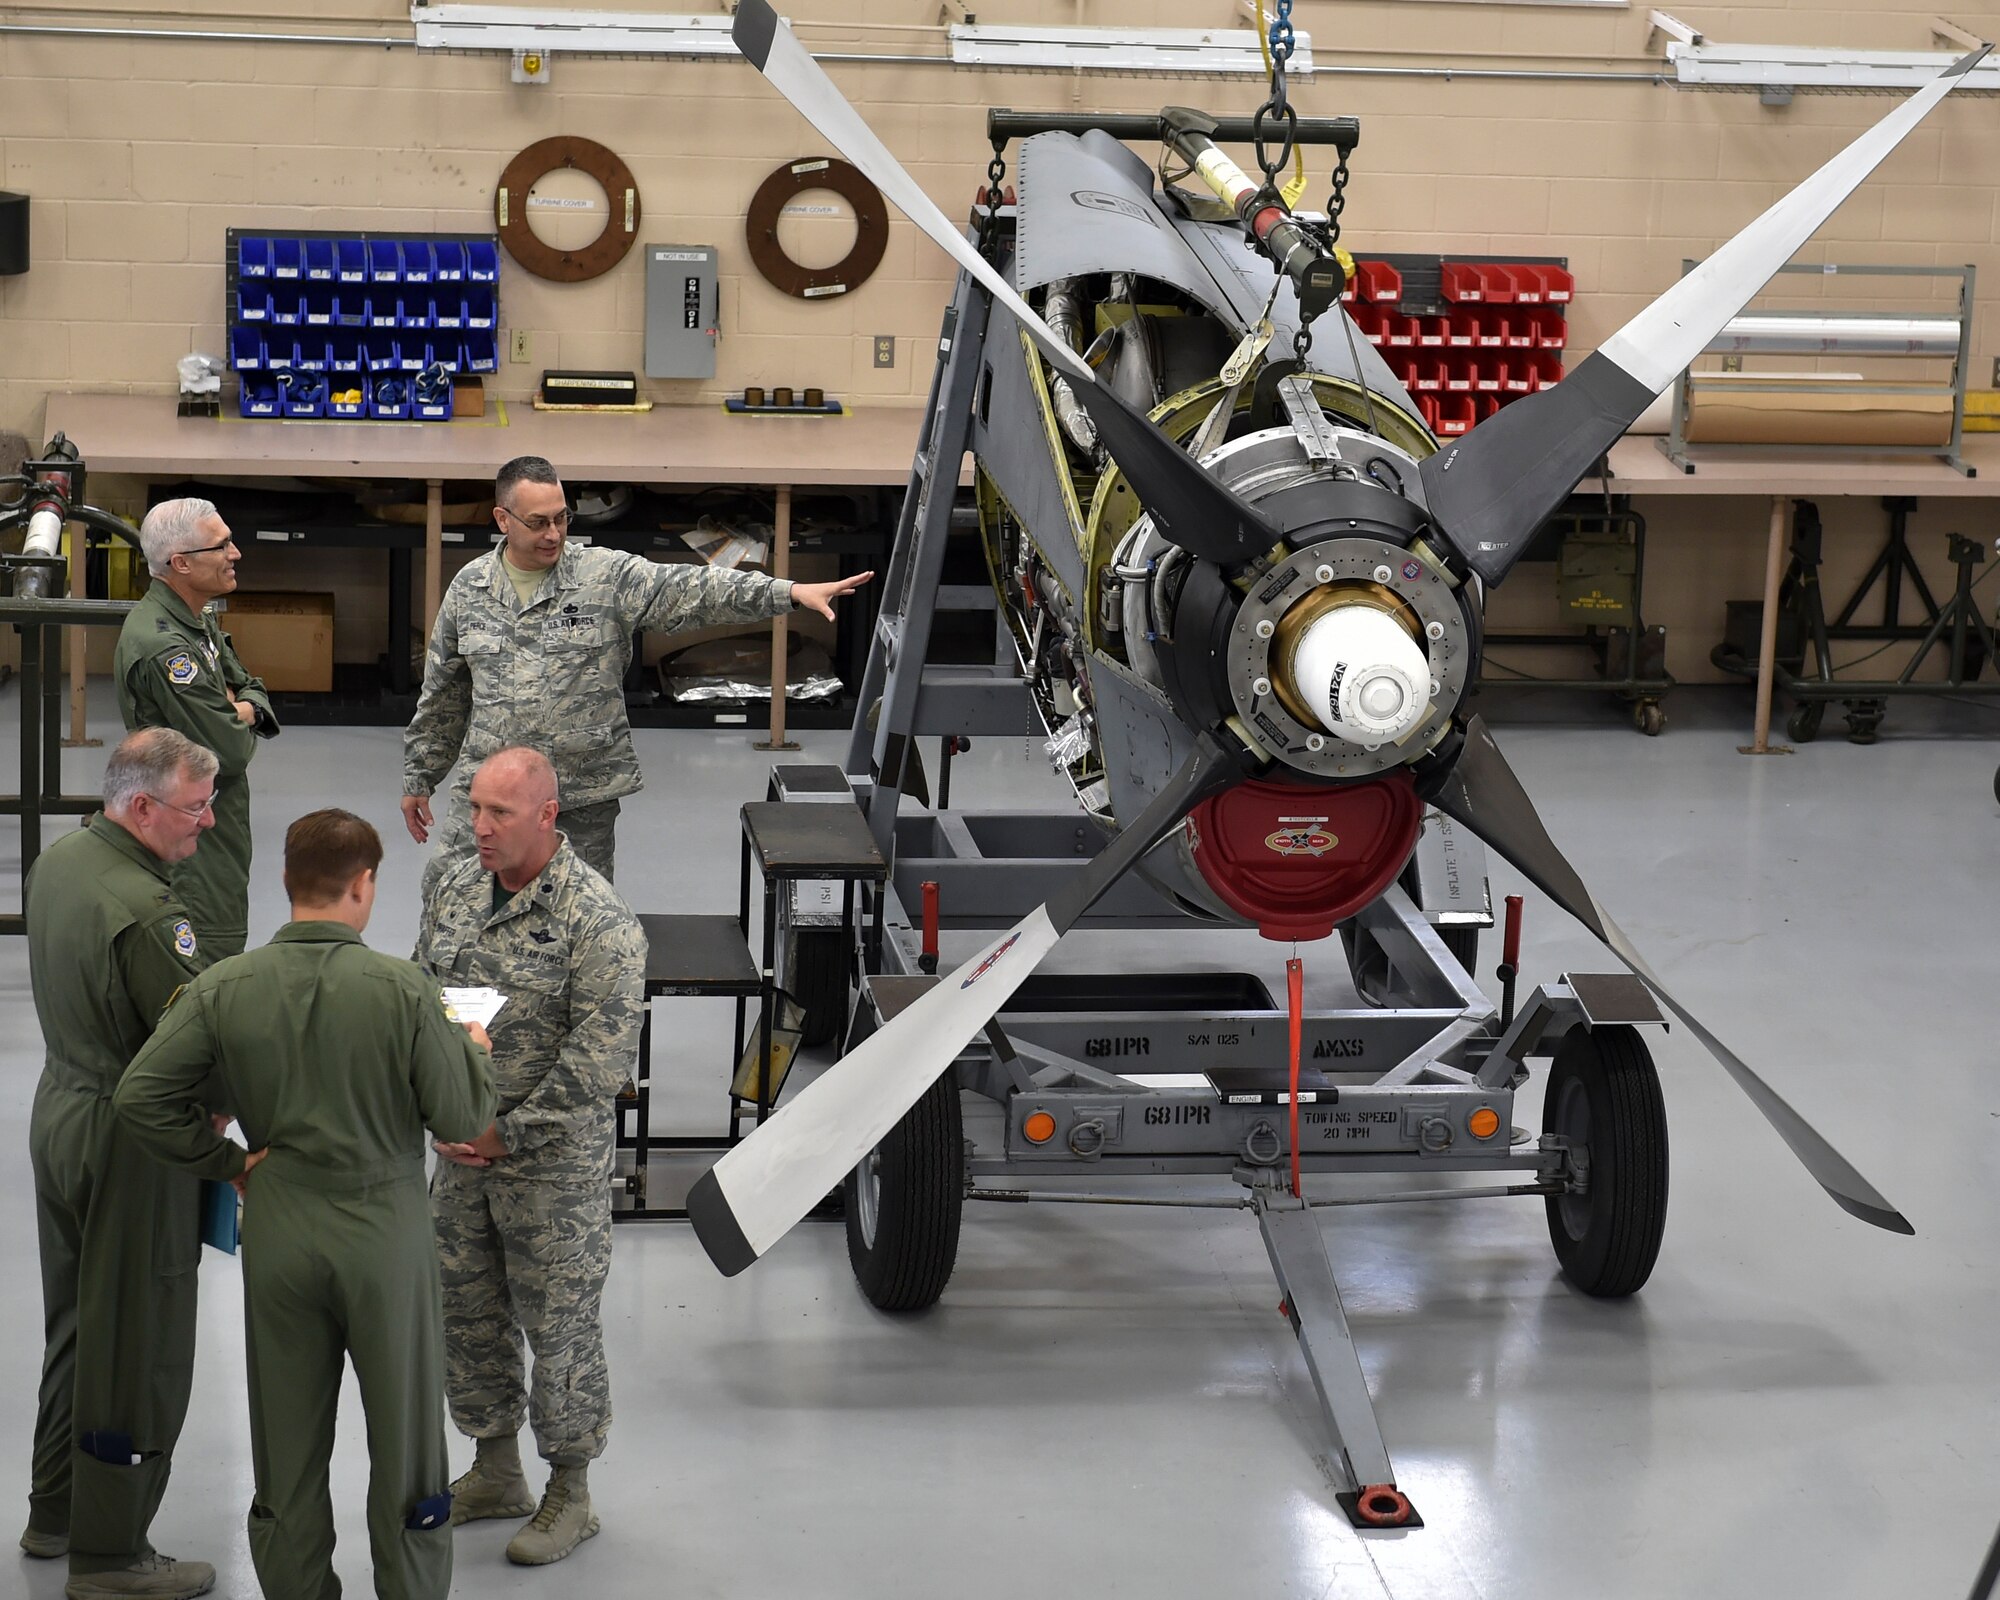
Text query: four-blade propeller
691 0 1972 1274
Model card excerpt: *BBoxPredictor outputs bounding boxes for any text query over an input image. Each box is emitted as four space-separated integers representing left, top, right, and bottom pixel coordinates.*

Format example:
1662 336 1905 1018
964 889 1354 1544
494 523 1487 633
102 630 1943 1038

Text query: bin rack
226 228 500 421
1342 252 1570 431
1662 260 1976 477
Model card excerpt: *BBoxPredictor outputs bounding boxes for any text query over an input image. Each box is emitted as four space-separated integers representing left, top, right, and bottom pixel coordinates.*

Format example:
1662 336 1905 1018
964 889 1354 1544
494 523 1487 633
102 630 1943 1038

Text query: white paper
442 986 508 1029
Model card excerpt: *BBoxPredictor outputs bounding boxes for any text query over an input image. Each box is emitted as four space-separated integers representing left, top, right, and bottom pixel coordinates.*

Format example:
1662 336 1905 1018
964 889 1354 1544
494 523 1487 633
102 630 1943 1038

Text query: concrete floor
0 682 1996 1599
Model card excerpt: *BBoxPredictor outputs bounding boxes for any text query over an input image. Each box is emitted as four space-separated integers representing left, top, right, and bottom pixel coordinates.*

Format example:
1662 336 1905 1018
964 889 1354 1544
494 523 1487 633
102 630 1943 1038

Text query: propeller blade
731 0 1278 569
1430 715 1912 1235
1420 46 1990 588
689 730 1254 1275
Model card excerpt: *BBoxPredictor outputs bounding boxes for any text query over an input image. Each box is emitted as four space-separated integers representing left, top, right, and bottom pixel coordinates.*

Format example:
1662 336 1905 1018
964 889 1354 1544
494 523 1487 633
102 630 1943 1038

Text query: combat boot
505 1464 600 1566
64 1552 216 1599
449 1433 536 1525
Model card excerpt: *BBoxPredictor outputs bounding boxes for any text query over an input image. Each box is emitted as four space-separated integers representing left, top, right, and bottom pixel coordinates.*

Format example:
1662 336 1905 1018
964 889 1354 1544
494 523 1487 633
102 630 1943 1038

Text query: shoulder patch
172 917 198 959
165 651 199 687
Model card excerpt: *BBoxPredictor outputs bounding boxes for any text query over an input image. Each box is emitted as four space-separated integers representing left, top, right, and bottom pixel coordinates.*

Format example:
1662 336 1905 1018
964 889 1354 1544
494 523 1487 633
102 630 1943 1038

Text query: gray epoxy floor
0 683 1995 1599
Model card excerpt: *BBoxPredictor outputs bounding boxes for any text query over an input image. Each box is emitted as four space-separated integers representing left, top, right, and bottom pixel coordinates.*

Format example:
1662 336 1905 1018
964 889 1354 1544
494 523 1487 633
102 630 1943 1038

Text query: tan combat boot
63 1553 216 1599
504 1464 599 1566
20 1523 68 1558
449 1433 536 1525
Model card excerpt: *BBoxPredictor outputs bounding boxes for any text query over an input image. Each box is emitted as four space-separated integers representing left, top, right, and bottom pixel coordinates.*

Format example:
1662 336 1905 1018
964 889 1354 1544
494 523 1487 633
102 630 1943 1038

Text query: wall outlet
510 329 533 364
872 334 895 369
1720 353 1743 373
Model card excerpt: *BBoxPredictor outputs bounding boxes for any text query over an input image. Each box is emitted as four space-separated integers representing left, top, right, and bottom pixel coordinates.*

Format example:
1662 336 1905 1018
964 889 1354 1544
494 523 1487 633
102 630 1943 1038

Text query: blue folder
201 1178 240 1255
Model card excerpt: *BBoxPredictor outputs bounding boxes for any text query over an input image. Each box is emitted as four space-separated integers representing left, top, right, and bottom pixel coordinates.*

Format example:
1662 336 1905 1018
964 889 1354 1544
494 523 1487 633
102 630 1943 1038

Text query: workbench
42 392 935 742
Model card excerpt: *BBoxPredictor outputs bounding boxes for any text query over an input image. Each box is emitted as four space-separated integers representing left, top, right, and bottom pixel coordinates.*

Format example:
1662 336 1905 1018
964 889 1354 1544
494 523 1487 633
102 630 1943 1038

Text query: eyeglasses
145 791 216 820
176 537 236 560
497 505 574 536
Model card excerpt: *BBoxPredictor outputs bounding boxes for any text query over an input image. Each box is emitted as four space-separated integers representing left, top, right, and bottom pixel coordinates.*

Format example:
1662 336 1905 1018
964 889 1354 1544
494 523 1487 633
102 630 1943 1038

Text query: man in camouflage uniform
116 498 281 960
400 453 870 883
24 728 218 1600
416 746 648 1568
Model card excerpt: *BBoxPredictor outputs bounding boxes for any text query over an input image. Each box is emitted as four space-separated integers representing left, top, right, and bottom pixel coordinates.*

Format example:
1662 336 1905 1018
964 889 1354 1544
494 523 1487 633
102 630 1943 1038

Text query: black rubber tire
1992 764 2000 807
1543 1024 1668 1298
1635 702 1666 738
1786 702 1823 745
845 1070 964 1312
783 927 849 1049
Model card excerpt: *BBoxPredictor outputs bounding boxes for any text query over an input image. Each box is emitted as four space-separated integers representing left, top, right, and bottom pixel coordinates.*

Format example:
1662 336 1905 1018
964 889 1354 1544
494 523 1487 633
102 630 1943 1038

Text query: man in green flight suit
400 454 871 884
116 497 281 960
23 728 218 1599
115 808 496 1600
418 746 647 1568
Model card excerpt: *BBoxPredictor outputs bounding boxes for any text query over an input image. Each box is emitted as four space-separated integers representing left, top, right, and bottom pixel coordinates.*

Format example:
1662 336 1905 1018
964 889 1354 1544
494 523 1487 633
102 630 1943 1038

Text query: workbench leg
1741 496 1792 756
423 478 444 641
757 483 799 752
63 530 99 750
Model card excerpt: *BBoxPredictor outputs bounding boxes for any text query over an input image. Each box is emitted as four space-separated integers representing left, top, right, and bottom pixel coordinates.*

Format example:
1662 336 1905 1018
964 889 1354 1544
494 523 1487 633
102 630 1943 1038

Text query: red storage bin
1500 264 1542 305
1473 306 1508 348
1530 351 1565 390
1502 309 1534 349
1349 301 1385 345
1382 311 1419 348
1413 355 1445 393
1434 393 1476 435
1440 260 1486 303
1477 392 1508 422
1444 351 1477 392
1416 315 1448 348
1353 258 1402 303
1528 307 1567 349
1475 357 1507 393
1525 263 1574 303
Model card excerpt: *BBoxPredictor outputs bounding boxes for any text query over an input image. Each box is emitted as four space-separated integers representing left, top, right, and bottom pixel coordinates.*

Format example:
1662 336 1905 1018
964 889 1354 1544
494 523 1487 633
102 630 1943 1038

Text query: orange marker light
1467 1107 1501 1140
1023 1111 1057 1144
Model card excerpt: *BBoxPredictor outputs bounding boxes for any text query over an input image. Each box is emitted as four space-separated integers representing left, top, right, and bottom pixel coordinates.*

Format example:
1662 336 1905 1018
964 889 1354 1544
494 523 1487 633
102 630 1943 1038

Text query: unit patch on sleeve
165 652 200 688
172 918 198 959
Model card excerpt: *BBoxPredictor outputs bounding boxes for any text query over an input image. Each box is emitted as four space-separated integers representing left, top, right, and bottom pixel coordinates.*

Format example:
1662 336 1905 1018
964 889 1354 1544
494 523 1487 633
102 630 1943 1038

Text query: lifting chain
1252 0 1299 192
1325 140 1351 248
978 141 1009 262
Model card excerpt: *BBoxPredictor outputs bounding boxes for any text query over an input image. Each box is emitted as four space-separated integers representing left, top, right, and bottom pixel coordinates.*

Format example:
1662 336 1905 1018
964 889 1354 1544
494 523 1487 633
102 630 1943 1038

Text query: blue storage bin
239 373 281 417
364 339 401 374
424 341 460 373
398 341 427 371
400 240 433 284
335 293 368 328
263 339 293 370
238 236 272 278
270 292 303 328
465 284 496 329
433 240 466 282
271 238 303 280
303 287 336 327
369 297 398 329
369 375 412 419
336 238 368 283
461 331 498 373
303 239 335 281
368 239 400 284
294 339 329 372
280 370 327 418
466 240 499 281
398 296 432 331
229 326 263 370
329 331 364 372
238 287 270 323
326 386 367 418
432 296 465 331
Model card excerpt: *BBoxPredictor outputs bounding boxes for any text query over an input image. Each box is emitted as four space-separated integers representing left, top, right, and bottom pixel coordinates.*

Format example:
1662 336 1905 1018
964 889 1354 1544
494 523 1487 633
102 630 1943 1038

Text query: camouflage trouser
430 1163 612 1465
422 788 619 900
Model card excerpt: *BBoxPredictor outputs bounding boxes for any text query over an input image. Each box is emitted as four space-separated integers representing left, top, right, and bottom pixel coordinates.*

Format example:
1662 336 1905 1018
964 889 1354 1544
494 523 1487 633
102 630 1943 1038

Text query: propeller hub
1284 595 1431 747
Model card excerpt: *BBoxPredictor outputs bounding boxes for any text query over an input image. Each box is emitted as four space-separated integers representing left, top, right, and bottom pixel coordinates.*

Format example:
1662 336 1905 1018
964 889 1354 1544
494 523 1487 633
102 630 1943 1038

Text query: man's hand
231 1147 268 1197
434 1123 509 1168
231 698 257 727
401 794 433 844
463 1021 491 1052
210 1111 234 1135
791 570 875 620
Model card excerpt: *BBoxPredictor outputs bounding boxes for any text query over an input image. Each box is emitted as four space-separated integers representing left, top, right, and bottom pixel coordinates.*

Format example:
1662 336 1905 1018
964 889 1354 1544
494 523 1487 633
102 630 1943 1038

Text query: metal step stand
846 265 995 859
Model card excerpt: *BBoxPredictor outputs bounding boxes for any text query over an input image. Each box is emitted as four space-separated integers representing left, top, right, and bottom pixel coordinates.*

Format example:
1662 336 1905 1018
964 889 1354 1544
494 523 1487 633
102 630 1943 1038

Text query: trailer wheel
782 927 849 1048
845 1069 964 1311
1544 1024 1668 1298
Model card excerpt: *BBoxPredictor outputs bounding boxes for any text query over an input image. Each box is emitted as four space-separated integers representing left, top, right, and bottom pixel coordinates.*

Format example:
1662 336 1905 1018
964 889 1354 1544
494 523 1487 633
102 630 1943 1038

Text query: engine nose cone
1289 604 1430 746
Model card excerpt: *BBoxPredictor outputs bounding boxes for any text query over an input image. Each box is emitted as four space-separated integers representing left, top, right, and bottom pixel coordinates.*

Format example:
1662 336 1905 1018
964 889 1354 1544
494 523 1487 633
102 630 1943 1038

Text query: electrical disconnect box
645 243 718 379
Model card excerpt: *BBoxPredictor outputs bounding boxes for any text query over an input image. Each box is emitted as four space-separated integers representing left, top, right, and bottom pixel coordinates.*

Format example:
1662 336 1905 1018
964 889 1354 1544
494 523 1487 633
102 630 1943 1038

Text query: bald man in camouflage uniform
401 454 870 883
416 747 647 1568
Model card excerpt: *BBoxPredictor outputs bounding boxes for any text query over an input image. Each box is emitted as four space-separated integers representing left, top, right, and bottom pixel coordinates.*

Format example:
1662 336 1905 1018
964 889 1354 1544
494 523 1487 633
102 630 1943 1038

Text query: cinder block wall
1 0 1994 683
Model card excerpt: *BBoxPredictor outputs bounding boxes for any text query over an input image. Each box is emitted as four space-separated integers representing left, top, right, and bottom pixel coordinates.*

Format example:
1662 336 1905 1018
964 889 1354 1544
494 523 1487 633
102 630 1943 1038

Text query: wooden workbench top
44 392 931 488
1584 433 2000 497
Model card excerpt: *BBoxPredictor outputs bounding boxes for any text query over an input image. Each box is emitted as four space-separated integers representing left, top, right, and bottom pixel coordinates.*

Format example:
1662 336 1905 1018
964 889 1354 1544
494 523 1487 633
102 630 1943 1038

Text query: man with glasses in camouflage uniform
115 498 281 961
400 454 870 883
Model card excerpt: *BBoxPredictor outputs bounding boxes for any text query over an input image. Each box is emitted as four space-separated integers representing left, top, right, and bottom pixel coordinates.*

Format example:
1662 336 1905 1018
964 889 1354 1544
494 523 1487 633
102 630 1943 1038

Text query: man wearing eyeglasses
21 728 220 1599
401 454 871 883
115 498 282 962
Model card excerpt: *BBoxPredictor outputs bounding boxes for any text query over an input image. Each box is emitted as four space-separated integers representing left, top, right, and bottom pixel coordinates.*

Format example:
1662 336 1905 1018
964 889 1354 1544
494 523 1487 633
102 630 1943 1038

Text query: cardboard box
221 591 334 693
1686 385 1954 447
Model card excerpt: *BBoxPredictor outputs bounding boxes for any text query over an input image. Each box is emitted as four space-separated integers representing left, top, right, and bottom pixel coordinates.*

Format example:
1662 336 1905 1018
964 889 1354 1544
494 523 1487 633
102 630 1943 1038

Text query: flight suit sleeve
117 907 205 1025
217 626 281 738
616 549 795 635
125 647 261 778
412 982 496 1145
493 909 647 1157
404 585 472 797
112 987 248 1181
